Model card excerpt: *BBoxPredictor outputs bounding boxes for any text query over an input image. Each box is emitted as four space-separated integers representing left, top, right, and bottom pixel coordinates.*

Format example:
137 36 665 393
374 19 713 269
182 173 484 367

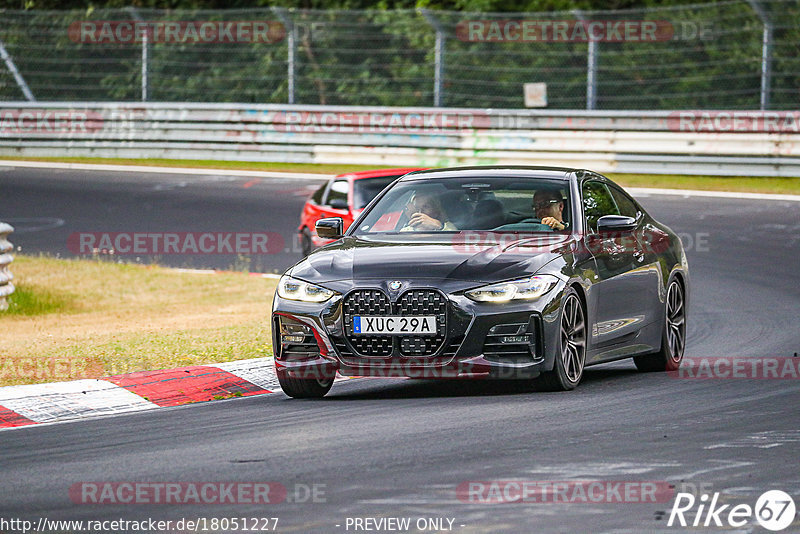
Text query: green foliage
0 1 798 109
0 0 733 10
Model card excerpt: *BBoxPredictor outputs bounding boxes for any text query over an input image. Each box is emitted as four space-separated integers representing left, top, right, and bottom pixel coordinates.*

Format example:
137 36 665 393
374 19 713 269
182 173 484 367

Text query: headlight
277 275 336 303
464 275 557 303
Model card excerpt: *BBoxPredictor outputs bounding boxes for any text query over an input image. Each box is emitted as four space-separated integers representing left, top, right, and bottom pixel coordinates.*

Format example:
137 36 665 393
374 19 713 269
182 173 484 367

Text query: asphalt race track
0 166 322 272
1 166 799 533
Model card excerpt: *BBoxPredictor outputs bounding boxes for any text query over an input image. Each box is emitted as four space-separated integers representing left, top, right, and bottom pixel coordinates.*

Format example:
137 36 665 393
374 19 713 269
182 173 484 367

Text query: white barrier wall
0 223 15 311
1 103 799 176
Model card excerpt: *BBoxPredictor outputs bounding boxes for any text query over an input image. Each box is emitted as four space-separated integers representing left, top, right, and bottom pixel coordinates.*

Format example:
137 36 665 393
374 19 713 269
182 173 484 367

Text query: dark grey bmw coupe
272 166 688 398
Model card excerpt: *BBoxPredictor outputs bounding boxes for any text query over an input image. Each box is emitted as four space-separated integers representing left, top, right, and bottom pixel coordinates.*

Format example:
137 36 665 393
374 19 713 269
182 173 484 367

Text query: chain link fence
0 1 798 109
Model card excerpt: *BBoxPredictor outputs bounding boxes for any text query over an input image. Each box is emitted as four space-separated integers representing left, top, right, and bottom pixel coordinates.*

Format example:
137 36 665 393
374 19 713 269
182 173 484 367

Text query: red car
299 168 425 256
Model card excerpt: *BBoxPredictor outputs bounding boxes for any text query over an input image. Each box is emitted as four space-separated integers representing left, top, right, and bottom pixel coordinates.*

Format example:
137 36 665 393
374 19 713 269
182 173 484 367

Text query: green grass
3 283 79 316
2 156 797 194
0 156 389 176
42 321 274 378
0 254 277 386
608 173 800 195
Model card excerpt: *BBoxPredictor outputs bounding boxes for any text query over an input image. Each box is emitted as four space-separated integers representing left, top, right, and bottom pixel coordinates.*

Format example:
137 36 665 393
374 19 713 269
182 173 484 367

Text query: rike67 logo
668 490 796 531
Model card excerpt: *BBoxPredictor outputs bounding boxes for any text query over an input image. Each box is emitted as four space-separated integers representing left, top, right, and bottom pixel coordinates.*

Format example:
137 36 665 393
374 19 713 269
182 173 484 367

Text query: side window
310 183 326 204
582 181 619 232
608 186 640 219
324 180 349 208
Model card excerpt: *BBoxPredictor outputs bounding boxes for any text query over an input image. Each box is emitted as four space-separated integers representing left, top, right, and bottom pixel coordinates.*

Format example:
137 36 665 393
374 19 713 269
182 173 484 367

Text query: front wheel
634 278 686 372
535 288 586 391
277 369 334 398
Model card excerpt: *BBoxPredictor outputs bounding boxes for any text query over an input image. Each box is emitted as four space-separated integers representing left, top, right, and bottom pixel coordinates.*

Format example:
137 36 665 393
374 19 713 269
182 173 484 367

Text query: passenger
532 190 567 231
400 191 457 231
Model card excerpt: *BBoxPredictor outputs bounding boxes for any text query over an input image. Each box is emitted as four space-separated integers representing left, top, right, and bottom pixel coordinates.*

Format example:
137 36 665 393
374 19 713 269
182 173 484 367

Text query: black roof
400 165 589 181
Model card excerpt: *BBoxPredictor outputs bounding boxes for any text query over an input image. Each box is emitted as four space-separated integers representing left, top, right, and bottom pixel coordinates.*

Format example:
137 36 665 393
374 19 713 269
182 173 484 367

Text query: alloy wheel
560 293 586 383
666 281 686 364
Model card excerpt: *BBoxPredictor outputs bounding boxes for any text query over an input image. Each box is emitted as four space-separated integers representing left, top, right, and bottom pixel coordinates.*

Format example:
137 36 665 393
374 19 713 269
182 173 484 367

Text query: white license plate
353 315 437 335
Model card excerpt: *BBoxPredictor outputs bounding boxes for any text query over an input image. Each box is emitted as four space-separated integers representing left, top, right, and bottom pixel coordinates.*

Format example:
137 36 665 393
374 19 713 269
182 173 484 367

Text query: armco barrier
0 223 14 311
1 103 799 176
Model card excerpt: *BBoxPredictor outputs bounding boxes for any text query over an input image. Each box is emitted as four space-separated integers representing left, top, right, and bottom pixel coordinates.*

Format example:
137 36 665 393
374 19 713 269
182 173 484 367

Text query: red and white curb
0 357 334 430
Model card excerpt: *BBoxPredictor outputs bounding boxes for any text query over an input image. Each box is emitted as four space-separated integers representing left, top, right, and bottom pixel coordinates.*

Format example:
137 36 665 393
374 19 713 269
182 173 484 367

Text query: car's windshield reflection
353 176 572 236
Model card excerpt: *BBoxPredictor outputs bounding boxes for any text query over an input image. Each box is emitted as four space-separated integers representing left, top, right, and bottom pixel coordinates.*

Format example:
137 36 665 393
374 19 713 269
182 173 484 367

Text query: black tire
535 288 586 391
277 369 334 398
634 278 686 372
300 228 313 257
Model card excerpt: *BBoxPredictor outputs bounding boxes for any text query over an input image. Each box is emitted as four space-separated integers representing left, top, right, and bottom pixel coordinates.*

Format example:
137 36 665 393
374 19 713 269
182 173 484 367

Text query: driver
400 191 457 231
532 190 567 231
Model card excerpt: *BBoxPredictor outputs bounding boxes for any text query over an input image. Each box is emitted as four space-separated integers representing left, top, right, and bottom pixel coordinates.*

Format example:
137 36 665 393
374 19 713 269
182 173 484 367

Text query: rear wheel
535 289 586 391
277 369 334 398
300 228 313 257
634 278 686 372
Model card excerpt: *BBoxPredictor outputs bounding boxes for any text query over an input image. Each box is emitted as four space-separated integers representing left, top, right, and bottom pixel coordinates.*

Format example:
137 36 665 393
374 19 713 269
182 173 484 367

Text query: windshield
352 176 402 209
352 176 571 236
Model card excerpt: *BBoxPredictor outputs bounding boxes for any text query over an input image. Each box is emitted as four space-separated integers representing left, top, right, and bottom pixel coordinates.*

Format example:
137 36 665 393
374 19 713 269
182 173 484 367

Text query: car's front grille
343 290 393 357
342 289 448 358
396 290 447 356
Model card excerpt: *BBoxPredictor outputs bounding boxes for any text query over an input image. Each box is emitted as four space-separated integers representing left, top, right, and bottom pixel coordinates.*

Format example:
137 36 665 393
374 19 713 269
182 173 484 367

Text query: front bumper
272 284 563 380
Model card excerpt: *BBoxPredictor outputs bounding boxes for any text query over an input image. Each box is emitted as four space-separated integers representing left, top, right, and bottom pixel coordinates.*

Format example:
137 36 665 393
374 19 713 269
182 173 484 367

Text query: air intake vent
483 323 536 363
277 317 320 361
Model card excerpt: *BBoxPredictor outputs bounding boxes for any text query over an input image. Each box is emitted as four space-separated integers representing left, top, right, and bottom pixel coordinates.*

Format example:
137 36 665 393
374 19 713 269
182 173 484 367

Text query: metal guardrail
0 223 15 311
1 102 799 176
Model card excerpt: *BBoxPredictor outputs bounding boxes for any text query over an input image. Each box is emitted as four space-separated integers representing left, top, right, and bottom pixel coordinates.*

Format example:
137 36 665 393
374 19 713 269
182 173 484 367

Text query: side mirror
316 217 344 239
597 215 637 233
328 198 349 210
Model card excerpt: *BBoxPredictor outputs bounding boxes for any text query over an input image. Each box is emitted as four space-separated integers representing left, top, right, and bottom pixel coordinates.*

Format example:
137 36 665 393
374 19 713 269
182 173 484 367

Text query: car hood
290 234 571 285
